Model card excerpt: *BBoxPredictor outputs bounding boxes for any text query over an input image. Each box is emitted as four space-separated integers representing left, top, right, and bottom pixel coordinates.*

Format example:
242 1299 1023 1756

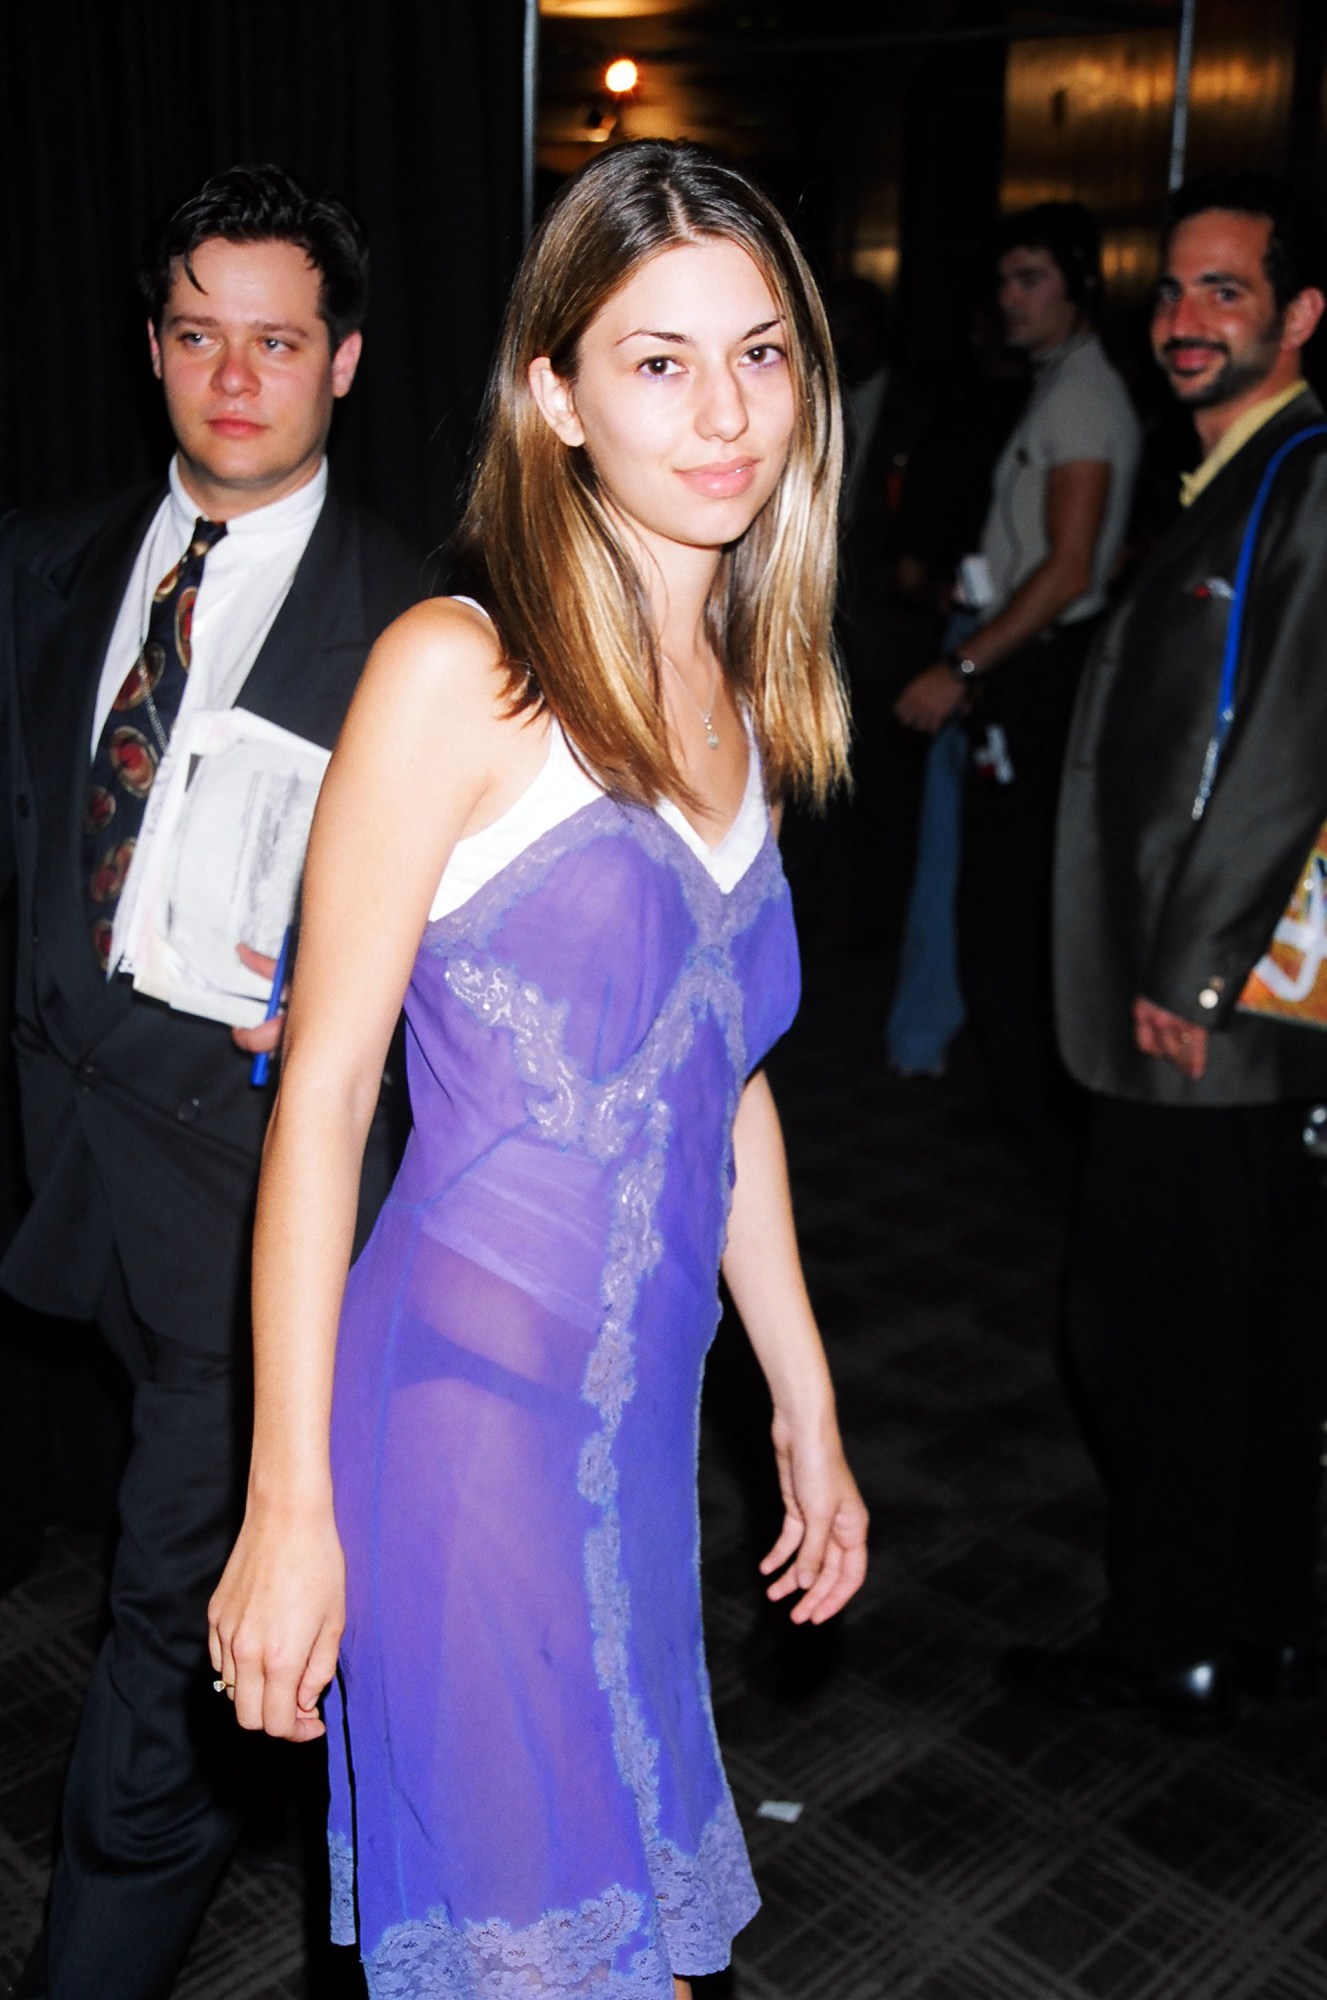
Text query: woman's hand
759 1412 869 1624
721 1072 869 1624
207 1500 345 1742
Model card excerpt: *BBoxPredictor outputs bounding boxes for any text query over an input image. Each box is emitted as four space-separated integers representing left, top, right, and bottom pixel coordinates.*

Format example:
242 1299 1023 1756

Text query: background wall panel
1002 0 1308 313
1 0 530 547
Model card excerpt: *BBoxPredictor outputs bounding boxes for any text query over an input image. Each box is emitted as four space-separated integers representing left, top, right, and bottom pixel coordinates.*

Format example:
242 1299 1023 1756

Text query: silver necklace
662 653 721 751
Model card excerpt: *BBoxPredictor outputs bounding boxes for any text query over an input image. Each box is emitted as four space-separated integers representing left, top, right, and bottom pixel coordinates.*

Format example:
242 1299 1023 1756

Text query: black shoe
996 1644 1241 1732
1235 1639 1319 1702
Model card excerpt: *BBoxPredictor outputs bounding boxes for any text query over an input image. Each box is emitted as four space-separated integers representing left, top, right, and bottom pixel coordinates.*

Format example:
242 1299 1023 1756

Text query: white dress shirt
92 455 327 754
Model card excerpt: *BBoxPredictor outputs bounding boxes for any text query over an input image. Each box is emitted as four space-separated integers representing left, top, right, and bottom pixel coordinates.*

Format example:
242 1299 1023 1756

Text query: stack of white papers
110 707 331 1028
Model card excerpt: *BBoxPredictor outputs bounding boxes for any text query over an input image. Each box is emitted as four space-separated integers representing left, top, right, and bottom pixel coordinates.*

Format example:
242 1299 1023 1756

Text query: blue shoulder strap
1192 421 1327 821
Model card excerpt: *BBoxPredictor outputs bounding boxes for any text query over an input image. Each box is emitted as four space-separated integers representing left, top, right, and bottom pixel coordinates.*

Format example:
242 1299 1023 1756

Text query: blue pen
249 925 292 1088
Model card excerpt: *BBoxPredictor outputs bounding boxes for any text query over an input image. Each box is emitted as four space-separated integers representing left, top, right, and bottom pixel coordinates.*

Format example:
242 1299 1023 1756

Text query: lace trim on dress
579 1096 670 1830
425 799 626 955
631 805 786 937
652 724 767 894
429 708 768 921
649 1794 760 1975
344 1797 757 1998
444 914 758 1857
442 873 771 1851
364 1881 659 1998
330 1826 356 1947
443 946 737 1830
714 828 789 941
443 953 745 1165
572 957 750 1849
423 777 783 969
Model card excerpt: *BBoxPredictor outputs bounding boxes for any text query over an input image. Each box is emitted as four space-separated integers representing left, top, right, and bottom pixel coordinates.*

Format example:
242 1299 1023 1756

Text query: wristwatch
946 653 980 684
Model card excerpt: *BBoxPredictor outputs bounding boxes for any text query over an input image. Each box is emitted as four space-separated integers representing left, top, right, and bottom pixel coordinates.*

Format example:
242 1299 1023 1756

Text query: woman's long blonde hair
457 140 848 807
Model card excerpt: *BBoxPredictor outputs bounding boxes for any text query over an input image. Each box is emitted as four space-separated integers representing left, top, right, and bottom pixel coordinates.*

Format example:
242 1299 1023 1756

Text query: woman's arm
208 598 545 1741
721 1069 869 1624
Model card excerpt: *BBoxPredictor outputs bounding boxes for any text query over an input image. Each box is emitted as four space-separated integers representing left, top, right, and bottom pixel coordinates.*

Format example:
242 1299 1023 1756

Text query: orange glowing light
604 58 639 94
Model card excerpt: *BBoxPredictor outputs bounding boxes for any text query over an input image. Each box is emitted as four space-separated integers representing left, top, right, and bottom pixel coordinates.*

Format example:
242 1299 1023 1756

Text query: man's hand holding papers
111 707 331 1031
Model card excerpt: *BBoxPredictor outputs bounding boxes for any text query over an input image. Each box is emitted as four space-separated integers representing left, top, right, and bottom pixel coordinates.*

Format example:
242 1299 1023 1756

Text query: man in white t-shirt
895 204 1141 1151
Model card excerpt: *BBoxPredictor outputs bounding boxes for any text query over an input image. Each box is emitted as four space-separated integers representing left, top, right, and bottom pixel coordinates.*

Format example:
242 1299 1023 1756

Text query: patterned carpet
3 928 1327 1998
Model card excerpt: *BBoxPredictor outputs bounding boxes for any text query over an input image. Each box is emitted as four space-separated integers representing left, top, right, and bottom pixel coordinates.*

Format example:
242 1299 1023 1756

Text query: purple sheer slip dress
325 739 800 1998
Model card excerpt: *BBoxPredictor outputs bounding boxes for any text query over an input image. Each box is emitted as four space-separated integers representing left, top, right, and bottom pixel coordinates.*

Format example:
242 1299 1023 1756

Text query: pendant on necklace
661 652 722 751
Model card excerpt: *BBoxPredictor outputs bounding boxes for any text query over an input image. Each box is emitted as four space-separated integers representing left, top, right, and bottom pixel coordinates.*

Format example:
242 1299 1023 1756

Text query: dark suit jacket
836 368 935 699
1055 390 1327 1107
0 479 423 1344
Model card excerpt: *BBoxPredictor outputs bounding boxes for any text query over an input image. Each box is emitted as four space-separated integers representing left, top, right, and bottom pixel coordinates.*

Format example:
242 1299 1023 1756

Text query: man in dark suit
0 165 421 1997
1001 174 1327 1728
786 278 932 948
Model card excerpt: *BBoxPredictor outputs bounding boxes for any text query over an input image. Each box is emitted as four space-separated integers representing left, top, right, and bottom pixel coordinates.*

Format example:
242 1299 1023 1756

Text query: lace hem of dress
339 1797 758 1998
650 1791 761 1976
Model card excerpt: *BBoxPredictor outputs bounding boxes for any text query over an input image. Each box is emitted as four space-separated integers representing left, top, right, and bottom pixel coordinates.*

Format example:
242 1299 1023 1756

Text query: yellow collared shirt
1179 379 1310 507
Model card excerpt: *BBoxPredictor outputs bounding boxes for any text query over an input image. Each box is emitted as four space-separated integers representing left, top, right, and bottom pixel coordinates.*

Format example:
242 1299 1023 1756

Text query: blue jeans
885 714 968 1073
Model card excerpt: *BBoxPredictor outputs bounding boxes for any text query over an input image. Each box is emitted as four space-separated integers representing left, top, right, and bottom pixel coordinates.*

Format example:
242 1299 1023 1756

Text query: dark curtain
1 0 530 549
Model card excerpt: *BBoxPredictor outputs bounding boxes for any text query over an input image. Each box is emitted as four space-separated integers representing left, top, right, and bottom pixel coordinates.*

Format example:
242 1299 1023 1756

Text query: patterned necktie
84 515 228 969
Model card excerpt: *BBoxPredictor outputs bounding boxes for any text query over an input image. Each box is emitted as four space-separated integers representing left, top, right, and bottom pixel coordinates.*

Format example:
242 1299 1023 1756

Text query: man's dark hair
824 275 893 384
1164 171 1327 310
139 163 370 349
995 202 1101 309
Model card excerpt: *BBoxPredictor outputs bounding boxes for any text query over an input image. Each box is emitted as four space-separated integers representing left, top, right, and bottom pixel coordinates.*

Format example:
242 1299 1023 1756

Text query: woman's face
530 237 797 568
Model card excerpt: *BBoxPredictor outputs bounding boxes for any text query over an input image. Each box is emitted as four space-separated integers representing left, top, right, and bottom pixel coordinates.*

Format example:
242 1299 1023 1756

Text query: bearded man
1001 173 1327 1729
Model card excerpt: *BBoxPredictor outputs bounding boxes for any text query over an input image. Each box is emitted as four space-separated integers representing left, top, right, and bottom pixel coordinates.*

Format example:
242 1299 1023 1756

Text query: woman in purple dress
209 141 868 1998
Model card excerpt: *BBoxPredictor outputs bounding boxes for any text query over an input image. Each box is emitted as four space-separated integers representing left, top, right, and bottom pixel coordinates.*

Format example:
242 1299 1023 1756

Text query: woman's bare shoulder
363 595 506 703
347 596 519 740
